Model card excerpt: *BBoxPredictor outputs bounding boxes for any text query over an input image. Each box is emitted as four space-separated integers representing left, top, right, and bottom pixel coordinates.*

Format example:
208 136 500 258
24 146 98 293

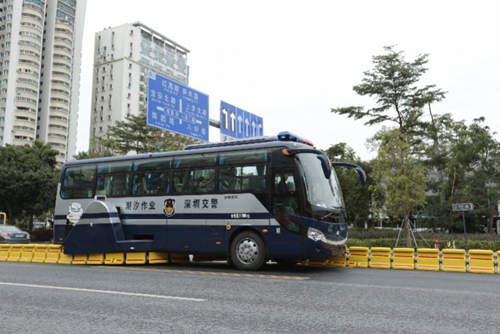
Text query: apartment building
89 22 189 151
0 0 86 163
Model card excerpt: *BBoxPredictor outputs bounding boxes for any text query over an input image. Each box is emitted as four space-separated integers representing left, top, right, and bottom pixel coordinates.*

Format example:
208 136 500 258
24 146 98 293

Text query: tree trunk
405 213 411 247
488 213 494 234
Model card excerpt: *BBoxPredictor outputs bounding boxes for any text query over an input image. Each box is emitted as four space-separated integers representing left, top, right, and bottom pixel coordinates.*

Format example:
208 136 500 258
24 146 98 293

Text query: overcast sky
77 0 500 159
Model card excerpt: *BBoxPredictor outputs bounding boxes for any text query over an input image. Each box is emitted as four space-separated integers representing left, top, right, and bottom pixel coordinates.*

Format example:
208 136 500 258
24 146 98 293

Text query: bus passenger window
173 170 190 193
61 165 96 199
219 167 238 192
190 168 215 194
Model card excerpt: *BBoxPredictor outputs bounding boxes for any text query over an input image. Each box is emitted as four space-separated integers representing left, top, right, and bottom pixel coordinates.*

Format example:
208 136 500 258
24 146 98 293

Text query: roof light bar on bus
277 131 314 147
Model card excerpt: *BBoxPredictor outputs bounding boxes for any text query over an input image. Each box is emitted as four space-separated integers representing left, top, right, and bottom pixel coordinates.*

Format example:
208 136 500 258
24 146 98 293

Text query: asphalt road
0 261 499 334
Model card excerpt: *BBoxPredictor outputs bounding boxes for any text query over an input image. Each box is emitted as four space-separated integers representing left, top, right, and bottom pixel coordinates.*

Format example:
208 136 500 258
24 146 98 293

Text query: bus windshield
297 153 344 209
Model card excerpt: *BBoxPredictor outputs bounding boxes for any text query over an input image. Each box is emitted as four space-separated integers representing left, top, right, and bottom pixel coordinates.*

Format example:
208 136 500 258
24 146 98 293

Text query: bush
347 237 500 250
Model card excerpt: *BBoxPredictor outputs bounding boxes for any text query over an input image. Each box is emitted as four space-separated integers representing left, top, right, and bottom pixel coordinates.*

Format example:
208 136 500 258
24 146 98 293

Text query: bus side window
190 168 215 194
173 170 190 193
61 165 96 199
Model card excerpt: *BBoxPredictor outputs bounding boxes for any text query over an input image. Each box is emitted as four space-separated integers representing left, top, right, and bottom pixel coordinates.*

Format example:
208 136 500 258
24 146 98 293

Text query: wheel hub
236 238 259 264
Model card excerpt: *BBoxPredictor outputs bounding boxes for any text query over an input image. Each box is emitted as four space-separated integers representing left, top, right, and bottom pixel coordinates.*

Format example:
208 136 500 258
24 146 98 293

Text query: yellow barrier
44 245 62 263
72 254 88 265
126 251 146 264
392 248 415 270
19 244 36 262
348 247 369 268
442 249 466 272
0 244 11 261
170 253 190 264
32 245 48 263
104 252 125 265
328 251 347 268
58 252 73 265
87 253 104 265
148 251 168 264
417 248 440 271
7 244 23 262
469 249 494 274
369 247 391 269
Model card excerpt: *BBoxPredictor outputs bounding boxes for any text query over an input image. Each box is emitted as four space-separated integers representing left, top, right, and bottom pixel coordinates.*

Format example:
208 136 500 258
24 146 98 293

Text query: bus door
270 168 306 259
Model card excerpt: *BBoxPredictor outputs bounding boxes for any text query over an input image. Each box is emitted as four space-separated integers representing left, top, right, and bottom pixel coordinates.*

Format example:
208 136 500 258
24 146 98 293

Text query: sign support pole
462 211 468 251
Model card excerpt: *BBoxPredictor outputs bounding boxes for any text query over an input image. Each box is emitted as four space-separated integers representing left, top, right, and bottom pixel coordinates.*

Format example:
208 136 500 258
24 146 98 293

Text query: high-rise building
89 22 189 151
0 0 86 163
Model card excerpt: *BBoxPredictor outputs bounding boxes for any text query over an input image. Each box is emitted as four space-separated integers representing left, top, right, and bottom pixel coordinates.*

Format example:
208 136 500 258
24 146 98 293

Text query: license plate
15 234 25 238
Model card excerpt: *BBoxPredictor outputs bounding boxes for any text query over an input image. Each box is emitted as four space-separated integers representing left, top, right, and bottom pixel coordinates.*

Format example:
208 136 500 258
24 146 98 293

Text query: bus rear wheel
230 231 265 270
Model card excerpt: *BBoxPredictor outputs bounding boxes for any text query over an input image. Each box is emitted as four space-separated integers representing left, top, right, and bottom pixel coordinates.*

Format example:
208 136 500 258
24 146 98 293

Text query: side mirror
332 162 367 186
316 154 332 179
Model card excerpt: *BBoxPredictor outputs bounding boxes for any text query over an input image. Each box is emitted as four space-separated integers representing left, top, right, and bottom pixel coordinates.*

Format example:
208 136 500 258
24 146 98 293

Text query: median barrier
87 253 104 265
369 247 391 269
441 249 466 272
19 244 35 262
392 248 415 270
44 245 62 263
148 251 168 264
0 244 10 261
125 251 146 264
32 245 48 263
58 251 73 264
469 249 494 274
7 244 23 262
348 246 369 268
498 251 500 274
416 248 440 271
104 252 124 265
328 251 347 268
72 254 88 265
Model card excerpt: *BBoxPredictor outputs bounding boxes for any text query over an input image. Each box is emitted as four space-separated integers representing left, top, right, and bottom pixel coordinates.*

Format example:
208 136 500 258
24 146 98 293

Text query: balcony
51 91 70 100
47 135 67 145
22 7 43 20
50 100 69 109
14 119 36 130
16 100 37 109
48 127 68 136
50 109 69 118
53 47 72 59
20 34 42 47
51 73 71 84
51 82 70 93
13 127 36 138
56 23 73 34
53 56 72 68
49 117 68 127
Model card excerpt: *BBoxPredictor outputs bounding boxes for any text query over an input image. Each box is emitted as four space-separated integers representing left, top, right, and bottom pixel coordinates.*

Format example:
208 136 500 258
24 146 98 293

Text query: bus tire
230 231 265 270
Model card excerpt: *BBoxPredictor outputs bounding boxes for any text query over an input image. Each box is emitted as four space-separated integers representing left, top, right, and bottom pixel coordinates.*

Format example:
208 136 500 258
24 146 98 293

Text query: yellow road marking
96 266 309 281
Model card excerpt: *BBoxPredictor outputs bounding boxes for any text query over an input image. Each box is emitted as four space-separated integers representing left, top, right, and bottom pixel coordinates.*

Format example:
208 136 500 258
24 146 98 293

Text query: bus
53 132 366 270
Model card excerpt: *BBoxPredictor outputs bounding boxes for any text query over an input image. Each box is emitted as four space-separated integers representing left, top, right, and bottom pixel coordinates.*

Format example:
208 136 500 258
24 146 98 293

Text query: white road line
0 282 205 302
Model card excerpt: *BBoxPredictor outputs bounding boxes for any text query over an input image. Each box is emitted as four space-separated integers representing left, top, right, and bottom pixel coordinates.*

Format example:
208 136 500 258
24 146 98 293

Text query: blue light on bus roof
277 131 314 146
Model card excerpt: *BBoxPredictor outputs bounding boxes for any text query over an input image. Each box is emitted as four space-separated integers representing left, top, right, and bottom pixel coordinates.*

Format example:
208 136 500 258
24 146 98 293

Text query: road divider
369 247 391 269
392 248 415 270
416 248 440 271
1 243 499 275
441 249 466 272
468 249 494 274
348 246 369 268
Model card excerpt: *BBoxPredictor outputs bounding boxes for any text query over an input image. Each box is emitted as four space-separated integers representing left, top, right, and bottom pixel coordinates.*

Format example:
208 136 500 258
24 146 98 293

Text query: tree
370 129 427 246
325 143 372 228
331 46 445 138
0 141 59 230
93 112 198 155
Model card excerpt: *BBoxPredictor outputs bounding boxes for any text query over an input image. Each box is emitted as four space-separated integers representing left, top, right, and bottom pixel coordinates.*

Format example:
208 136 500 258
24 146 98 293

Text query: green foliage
370 129 426 221
93 112 198 155
331 46 445 134
0 141 59 229
30 227 53 242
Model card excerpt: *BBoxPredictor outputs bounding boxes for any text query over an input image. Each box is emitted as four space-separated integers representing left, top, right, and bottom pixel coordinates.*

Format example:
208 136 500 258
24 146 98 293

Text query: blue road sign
147 71 209 141
220 100 263 139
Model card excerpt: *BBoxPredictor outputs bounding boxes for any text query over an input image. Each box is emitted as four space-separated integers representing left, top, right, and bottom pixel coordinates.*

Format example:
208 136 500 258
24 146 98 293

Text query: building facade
89 22 189 151
0 0 86 163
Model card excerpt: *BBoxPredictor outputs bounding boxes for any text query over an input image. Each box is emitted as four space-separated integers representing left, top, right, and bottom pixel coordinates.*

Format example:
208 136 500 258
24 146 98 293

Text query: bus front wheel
230 231 265 270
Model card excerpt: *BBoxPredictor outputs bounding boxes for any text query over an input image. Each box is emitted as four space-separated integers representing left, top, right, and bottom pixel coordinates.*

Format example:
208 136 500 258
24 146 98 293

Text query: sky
76 0 500 160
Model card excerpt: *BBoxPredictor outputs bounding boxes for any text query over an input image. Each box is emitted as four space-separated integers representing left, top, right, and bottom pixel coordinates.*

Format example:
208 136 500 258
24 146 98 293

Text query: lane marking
97 266 310 281
0 282 205 302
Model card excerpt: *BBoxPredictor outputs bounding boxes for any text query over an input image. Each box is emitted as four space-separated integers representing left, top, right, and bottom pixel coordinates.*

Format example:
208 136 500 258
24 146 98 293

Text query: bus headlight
307 227 326 243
